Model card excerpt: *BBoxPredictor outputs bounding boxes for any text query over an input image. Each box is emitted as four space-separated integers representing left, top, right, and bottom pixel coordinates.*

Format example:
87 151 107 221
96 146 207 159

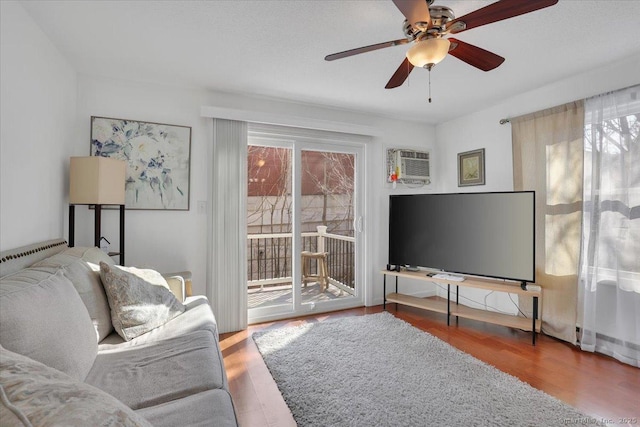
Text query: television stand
381 269 541 345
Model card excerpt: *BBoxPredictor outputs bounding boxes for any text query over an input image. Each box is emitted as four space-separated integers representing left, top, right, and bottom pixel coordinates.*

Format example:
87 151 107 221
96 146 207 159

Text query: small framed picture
458 148 485 187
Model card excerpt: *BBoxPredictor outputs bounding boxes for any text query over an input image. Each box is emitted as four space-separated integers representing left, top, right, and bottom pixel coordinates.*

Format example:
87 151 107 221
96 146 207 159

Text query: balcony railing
247 226 355 295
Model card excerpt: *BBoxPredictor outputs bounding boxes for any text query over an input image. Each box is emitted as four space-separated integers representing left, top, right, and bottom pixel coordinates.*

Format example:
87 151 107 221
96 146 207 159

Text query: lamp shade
406 38 451 68
69 157 126 205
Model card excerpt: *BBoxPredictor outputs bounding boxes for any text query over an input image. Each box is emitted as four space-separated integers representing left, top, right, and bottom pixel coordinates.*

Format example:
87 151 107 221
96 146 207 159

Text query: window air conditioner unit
395 150 430 181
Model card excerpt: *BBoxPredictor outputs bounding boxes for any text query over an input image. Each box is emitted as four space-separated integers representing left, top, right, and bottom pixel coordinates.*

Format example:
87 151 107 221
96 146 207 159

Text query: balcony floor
248 282 350 309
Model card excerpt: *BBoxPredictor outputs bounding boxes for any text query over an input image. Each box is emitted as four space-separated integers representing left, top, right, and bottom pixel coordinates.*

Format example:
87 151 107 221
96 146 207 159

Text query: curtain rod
499 95 590 126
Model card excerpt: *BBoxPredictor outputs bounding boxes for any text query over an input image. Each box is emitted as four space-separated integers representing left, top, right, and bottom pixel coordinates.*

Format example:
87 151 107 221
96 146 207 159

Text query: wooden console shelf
382 269 541 345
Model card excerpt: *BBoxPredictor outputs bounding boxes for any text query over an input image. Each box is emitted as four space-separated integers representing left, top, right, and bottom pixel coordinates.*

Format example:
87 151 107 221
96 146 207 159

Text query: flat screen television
388 191 535 284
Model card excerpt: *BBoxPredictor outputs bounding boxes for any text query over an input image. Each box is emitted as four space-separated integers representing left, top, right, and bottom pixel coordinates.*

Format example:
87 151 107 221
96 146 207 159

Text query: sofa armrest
163 271 192 297
164 275 185 302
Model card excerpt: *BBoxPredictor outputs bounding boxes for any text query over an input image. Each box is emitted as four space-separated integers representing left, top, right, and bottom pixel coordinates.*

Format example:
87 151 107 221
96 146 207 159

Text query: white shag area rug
252 312 601 427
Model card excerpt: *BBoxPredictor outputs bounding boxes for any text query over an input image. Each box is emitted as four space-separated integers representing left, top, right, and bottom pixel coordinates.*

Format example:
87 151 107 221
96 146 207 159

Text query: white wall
370 121 440 303
0 1 77 251
434 53 640 314
76 74 437 303
74 75 212 293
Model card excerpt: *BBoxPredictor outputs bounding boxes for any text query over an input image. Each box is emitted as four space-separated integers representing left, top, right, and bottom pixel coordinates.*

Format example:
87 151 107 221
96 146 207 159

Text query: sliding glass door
246 143 294 316
246 127 364 323
299 150 357 305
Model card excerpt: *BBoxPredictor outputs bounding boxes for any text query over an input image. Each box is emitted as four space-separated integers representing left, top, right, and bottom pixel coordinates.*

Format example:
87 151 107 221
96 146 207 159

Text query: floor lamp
68 156 126 264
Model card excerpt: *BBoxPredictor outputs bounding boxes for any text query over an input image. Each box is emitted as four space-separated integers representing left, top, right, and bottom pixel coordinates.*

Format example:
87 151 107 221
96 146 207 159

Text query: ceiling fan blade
447 0 558 34
385 57 415 89
325 39 409 61
392 0 431 29
448 38 505 71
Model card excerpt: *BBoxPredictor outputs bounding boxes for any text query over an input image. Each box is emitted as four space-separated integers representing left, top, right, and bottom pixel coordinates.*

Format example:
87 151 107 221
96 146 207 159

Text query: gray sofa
0 239 238 427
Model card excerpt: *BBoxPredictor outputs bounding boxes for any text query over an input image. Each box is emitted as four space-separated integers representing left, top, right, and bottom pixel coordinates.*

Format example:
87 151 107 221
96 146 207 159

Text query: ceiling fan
325 0 559 91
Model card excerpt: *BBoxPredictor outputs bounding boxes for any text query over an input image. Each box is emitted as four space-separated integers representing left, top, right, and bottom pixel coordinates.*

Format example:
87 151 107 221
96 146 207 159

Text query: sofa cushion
99 262 186 341
0 345 152 427
31 247 115 342
0 269 97 381
136 389 238 427
76 245 116 266
86 330 226 410
98 296 220 350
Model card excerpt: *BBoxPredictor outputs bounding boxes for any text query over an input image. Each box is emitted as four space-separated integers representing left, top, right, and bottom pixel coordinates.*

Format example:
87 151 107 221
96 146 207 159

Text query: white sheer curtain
579 85 640 367
208 119 248 334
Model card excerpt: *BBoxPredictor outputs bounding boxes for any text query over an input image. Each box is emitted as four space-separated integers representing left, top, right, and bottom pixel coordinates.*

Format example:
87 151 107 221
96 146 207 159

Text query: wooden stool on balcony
301 251 329 292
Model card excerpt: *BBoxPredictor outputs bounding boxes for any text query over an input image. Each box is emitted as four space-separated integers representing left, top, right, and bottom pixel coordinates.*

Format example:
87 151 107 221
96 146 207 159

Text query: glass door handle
353 216 363 233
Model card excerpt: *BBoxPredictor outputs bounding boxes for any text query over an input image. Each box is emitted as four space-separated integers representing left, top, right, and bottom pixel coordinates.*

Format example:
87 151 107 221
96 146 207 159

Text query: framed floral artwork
90 116 191 210
458 148 485 187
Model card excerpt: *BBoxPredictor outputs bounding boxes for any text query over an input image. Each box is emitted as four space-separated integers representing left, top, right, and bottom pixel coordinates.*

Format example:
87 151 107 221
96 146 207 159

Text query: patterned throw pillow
0 345 152 427
99 262 186 341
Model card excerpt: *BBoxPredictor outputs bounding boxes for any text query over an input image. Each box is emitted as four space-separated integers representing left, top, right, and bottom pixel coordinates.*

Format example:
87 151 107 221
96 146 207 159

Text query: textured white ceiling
21 0 640 124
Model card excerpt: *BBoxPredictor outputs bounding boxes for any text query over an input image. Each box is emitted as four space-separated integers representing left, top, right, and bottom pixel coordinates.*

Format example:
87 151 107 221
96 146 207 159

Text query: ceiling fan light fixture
406 38 450 68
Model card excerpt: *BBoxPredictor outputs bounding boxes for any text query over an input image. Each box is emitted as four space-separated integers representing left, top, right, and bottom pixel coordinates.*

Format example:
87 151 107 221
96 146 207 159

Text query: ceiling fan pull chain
428 67 432 103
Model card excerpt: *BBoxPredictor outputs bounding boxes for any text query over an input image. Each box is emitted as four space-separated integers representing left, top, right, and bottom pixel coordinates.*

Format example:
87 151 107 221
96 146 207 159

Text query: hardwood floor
220 305 640 427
